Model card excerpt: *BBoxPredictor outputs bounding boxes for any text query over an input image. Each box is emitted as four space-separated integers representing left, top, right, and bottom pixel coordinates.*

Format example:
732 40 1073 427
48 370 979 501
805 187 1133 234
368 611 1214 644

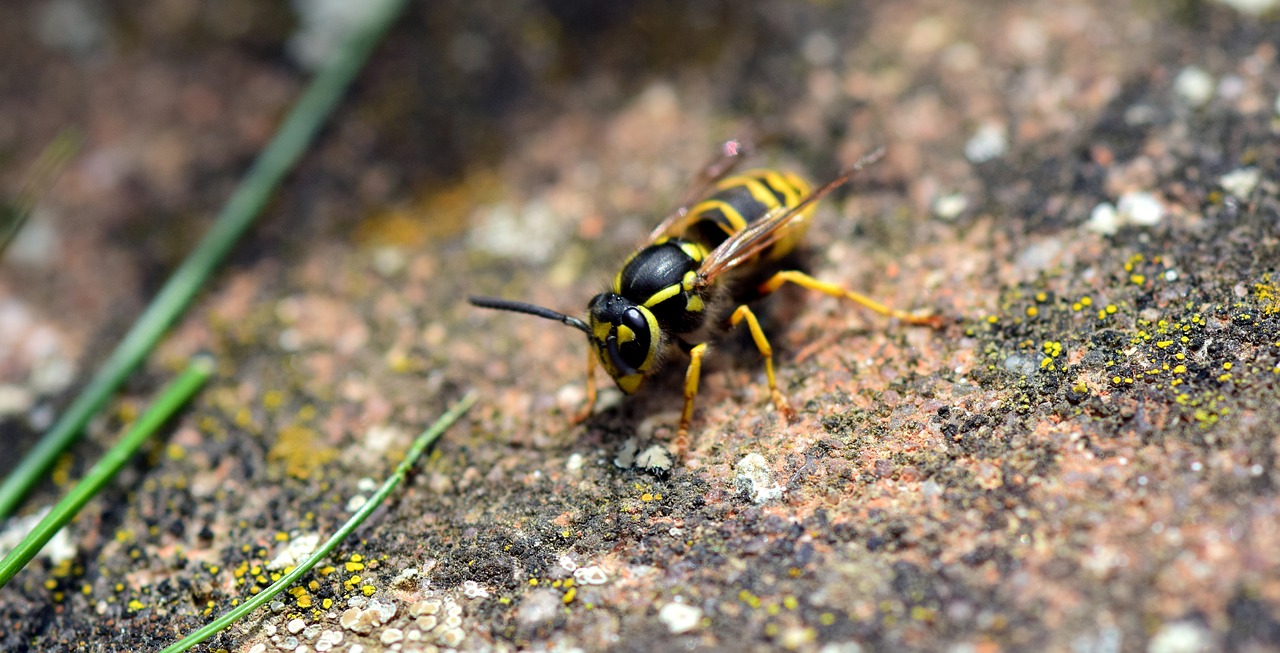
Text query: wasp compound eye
622 307 648 335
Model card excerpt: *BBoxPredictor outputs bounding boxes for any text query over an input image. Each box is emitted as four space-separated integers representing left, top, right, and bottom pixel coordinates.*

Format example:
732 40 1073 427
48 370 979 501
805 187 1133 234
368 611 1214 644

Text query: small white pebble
1085 202 1120 235
462 580 489 599
736 453 786 504
1148 620 1214 653
964 122 1007 163
565 452 584 472
380 628 404 645
932 192 969 221
356 477 378 492
1219 167 1260 200
658 601 703 634
248 644 267 653
1164 269 1178 282
574 565 609 585
558 554 578 572
1117 191 1163 226
345 494 368 512
636 445 673 472
1173 66 1214 107
287 618 306 634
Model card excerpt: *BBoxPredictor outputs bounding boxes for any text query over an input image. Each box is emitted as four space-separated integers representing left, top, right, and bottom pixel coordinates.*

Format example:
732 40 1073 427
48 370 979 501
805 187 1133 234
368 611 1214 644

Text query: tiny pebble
287 618 306 634
658 601 702 634
380 628 404 645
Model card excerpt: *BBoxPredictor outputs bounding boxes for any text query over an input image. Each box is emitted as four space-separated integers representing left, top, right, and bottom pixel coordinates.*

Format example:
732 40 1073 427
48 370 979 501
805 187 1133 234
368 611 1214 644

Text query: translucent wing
647 139 750 242
695 147 886 286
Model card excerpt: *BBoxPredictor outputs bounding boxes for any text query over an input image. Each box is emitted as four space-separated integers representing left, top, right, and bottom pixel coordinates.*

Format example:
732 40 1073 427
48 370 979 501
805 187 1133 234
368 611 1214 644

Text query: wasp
470 140 939 452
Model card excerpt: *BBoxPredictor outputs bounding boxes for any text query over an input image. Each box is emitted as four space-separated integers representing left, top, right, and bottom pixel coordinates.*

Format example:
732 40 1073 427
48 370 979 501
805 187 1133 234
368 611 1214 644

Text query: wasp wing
647 139 749 242
694 147 886 286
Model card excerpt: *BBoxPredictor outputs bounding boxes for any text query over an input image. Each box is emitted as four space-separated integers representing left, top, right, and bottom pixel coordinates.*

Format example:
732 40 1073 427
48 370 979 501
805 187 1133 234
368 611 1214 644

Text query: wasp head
586 292 661 394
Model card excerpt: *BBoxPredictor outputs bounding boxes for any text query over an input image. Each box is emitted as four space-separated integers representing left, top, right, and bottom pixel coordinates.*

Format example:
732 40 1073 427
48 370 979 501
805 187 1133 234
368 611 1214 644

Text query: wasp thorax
587 292 659 393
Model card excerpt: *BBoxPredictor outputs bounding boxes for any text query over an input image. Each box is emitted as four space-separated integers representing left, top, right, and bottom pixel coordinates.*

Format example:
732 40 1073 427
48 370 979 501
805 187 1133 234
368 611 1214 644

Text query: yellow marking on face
643 283 683 308
617 324 635 344
686 294 704 312
593 320 612 342
639 305 659 372
617 374 643 394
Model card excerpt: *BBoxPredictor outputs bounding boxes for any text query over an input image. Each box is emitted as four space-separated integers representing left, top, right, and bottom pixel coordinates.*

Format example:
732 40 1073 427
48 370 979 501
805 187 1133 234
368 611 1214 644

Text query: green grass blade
159 390 477 653
0 129 82 257
0 356 213 588
0 0 410 519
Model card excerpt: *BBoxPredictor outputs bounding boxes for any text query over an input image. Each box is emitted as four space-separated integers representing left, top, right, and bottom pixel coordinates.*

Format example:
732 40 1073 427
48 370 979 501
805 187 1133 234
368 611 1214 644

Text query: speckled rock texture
2 1 1280 651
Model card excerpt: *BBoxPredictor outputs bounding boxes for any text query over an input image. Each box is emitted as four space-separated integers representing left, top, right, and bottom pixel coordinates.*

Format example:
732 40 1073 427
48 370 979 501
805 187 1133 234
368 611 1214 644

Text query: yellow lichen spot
44 579 57 590
1218 373 1232 382
297 594 312 608
350 554 363 562
641 493 654 502
1081 296 1093 307
783 595 799 610
911 605 935 622
1175 352 1185 360
1035 292 1047 302
322 598 333 609
82 584 92 595
1131 274 1146 285
166 443 186 461
1072 302 1083 311
345 561 365 572
986 315 998 323
128 599 146 612
1106 304 1118 314
820 612 837 626
267 424 337 479
1156 340 1174 349
275 531 289 542
1112 376 1122 384
1026 306 1039 317
767 604 781 616
563 587 577 604
361 585 376 596
319 565 336 576
263 390 285 410
1173 365 1186 374
1223 362 1233 370
529 578 539 586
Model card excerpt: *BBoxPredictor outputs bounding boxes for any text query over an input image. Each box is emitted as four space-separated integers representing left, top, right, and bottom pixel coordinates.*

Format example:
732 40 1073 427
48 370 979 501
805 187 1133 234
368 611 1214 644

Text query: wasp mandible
471 140 940 452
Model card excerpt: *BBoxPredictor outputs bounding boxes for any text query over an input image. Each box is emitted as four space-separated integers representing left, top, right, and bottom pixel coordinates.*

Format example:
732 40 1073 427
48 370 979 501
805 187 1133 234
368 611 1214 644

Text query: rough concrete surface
2 1 1280 651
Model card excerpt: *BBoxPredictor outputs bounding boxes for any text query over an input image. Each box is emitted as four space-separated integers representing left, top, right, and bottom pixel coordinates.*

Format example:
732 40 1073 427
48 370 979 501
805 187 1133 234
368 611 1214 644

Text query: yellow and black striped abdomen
680 170 814 260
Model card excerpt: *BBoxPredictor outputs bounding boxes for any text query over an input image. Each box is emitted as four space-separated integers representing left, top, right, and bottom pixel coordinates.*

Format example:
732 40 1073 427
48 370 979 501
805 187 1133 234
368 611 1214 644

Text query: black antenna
468 296 591 335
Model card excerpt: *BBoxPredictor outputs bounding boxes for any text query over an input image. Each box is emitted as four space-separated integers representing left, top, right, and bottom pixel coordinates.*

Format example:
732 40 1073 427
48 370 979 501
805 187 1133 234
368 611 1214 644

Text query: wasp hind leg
570 347 598 425
730 305 795 422
759 270 944 327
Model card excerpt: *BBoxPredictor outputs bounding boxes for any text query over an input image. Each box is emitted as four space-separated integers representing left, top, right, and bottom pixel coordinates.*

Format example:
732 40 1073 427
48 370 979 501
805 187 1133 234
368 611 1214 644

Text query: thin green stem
160 391 477 653
0 129 82 257
0 0 409 518
0 356 213 588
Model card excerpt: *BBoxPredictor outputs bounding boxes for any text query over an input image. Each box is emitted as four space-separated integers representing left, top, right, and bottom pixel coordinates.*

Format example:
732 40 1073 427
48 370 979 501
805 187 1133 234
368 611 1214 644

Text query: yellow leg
730 305 794 422
759 270 943 327
571 347 597 425
674 342 708 455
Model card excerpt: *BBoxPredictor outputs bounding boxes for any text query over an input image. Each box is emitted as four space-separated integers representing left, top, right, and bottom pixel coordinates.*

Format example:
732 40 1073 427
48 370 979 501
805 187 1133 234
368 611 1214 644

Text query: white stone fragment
1148 620 1214 653
736 453 786 504
1173 66 1214 107
462 580 489 598
574 565 609 585
287 618 306 634
658 601 702 634
1118 191 1164 226
1219 167 1260 200
932 193 968 221
964 122 1007 163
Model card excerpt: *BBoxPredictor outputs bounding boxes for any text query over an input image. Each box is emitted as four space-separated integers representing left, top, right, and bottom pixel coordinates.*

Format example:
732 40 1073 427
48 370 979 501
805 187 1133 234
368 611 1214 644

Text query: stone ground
2 1 1280 651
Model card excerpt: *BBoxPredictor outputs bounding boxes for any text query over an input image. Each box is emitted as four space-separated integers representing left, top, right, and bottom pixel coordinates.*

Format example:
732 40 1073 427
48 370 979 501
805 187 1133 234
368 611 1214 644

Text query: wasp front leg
571 346 598 425
672 342 708 455
730 305 795 422
759 270 944 328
